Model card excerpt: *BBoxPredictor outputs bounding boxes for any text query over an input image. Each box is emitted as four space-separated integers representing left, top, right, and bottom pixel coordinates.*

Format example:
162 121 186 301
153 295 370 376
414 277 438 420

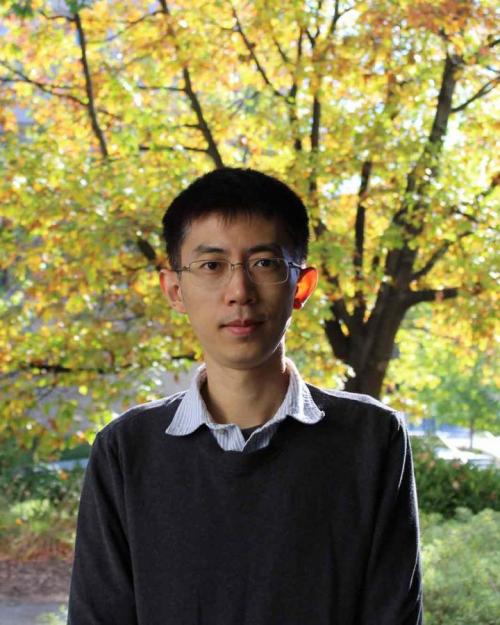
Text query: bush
411 436 499 517
421 508 500 625
38 605 68 624
0 441 85 560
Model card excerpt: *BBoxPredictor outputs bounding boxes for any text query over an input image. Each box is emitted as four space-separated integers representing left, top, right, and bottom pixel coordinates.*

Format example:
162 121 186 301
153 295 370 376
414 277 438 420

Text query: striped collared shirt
165 358 325 452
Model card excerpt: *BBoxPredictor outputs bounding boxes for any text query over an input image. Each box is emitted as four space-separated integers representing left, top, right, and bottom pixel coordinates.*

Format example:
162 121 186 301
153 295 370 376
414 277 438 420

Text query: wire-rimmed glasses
173 257 302 286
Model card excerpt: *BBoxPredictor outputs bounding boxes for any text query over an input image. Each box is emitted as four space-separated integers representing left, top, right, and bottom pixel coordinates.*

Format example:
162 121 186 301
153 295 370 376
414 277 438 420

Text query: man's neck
200 353 290 429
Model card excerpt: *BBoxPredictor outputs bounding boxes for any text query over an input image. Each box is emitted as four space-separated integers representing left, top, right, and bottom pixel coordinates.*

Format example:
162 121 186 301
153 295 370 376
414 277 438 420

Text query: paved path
0 600 66 625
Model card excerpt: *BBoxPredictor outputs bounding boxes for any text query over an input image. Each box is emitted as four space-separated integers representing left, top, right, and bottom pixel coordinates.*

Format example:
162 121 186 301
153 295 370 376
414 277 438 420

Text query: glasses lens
248 258 288 284
189 260 230 282
187 258 289 285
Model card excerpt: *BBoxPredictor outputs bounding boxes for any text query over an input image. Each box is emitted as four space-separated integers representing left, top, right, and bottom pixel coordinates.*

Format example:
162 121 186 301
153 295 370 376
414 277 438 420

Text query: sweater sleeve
359 414 423 625
68 431 137 625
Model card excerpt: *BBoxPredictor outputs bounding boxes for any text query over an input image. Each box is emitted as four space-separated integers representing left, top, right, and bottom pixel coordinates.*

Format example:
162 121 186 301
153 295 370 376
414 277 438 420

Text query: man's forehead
190 242 285 258
180 212 290 256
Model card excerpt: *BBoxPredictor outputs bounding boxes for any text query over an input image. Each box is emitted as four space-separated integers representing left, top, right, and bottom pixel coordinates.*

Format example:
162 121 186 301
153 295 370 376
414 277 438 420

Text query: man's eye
199 261 224 272
253 258 279 269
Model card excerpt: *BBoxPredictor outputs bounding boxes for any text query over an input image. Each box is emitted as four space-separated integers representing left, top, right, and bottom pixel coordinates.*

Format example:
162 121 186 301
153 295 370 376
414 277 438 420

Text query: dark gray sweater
68 385 423 624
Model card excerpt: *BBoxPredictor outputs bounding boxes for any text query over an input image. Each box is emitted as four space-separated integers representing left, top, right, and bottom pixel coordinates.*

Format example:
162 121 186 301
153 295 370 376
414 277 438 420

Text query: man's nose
223 264 257 305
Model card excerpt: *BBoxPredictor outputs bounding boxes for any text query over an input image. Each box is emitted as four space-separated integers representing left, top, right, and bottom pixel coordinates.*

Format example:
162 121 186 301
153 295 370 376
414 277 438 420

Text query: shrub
411 436 499 517
0 443 85 560
38 605 68 624
421 508 500 625
1 463 84 509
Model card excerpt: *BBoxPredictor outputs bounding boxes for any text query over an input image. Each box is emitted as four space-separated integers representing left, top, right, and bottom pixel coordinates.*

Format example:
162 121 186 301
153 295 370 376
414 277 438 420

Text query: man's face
160 212 314 373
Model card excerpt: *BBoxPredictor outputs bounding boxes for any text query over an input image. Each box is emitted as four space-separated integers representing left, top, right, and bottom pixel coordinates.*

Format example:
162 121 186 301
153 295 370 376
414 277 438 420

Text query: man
68 168 423 624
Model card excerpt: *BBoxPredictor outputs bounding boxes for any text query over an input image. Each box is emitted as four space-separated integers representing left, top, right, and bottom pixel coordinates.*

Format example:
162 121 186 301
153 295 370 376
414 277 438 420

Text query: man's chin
206 346 284 372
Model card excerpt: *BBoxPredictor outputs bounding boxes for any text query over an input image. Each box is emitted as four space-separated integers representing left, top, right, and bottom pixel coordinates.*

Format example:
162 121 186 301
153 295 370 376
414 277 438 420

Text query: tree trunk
344 363 390 398
342 290 408 398
324 53 463 399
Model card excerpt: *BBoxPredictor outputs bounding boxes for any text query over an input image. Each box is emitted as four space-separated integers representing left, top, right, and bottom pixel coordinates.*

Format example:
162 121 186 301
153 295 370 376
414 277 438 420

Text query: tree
387 306 499 448
0 0 498 450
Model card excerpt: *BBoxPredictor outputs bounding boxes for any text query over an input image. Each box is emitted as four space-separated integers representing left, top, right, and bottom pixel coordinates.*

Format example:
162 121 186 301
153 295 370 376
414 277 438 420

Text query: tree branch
181 68 224 168
354 160 372 276
310 95 321 152
158 0 224 168
305 29 316 48
136 237 165 271
86 10 163 43
313 219 329 240
451 76 499 113
136 83 185 93
231 3 283 98
405 287 459 306
139 143 209 154
411 242 452 282
312 0 324 40
287 83 302 152
158 0 169 14
411 175 495 282
11 354 196 377
28 363 119 375
321 265 354 333
308 93 322 210
0 64 119 119
73 11 109 158
324 318 349 360
272 34 290 65
428 53 462 145
327 0 341 37
39 11 71 21
287 27 305 153
388 50 462 282
412 218 477 281
306 13 326 206
0 63 87 107
451 207 480 223
353 160 372 321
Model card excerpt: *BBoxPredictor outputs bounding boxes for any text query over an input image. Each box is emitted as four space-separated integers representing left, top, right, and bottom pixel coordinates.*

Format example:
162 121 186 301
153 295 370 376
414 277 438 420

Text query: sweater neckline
197 416 294 475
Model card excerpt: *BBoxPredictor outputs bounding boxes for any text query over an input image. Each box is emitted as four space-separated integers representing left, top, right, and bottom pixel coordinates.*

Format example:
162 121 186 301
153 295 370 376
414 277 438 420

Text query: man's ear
159 269 187 314
293 267 318 310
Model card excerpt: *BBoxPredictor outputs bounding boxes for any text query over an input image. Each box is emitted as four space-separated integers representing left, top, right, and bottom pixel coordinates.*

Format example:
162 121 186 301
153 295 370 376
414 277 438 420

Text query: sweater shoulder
97 391 186 441
306 383 406 430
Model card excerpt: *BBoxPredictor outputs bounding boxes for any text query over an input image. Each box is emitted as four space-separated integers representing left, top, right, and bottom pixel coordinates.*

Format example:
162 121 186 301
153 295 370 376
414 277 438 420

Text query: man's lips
221 319 264 335
224 319 262 327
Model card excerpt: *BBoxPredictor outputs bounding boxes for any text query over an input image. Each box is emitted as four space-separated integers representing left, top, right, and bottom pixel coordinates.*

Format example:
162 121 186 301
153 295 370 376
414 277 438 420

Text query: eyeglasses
173 257 302 286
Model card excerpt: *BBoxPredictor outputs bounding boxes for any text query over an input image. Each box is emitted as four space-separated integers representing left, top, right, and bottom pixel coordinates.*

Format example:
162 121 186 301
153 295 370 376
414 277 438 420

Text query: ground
0 558 71 624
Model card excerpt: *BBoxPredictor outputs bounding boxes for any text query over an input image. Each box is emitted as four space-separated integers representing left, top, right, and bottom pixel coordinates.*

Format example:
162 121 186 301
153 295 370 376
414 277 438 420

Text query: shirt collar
165 357 324 437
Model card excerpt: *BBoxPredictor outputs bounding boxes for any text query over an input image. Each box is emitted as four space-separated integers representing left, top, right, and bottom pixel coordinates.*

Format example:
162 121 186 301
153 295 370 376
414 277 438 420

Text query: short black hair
162 167 310 268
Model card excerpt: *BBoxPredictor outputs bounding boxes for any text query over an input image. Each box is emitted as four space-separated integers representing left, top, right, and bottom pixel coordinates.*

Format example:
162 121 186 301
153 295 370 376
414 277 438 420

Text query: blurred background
0 1 498 623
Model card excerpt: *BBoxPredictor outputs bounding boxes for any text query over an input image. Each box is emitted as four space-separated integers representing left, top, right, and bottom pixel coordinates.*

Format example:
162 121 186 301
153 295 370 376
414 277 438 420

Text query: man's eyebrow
192 243 284 257
247 243 284 255
192 245 227 256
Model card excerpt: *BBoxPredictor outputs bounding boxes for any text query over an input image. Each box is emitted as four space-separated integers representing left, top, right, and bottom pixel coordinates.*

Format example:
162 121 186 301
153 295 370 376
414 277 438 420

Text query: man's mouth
222 318 264 336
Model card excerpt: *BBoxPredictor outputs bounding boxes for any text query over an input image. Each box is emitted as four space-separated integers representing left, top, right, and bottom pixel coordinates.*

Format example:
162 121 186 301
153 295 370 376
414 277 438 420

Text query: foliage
0 442 84 559
0 0 498 446
0 494 76 559
0 459 85 510
412 436 499 517
0 432 34 469
38 606 69 625
386 304 499 426
421 508 500 625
